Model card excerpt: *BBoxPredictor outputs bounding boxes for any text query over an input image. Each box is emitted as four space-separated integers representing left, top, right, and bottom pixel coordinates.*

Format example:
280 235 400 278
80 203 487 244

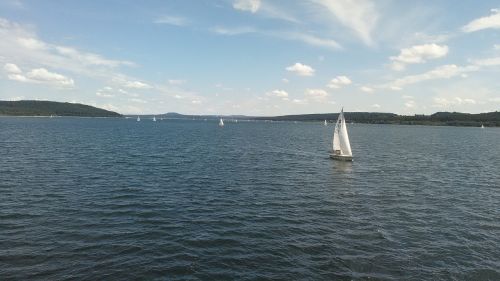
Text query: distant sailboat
219 118 224 127
152 116 156 122
50 114 53 118
324 120 328 126
137 116 140 122
330 108 353 161
481 124 484 129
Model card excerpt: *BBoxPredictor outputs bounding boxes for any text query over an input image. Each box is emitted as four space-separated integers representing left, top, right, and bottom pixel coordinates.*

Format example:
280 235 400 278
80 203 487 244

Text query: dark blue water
1 117 499 280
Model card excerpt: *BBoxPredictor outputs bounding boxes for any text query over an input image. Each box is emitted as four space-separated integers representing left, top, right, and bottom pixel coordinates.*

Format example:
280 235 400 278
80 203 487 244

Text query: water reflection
331 160 353 174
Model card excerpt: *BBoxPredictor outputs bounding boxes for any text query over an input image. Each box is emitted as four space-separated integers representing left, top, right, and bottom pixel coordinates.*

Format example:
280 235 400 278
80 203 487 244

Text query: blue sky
1 0 499 115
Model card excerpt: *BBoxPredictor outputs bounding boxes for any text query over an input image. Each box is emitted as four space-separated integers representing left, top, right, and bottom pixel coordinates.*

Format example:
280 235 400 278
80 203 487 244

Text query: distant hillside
255 112 398 123
255 111 500 127
0 100 121 117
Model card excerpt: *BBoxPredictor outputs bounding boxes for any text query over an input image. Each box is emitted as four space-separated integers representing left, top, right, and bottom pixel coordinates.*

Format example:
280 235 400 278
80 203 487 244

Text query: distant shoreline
1 100 498 127
1 115 498 127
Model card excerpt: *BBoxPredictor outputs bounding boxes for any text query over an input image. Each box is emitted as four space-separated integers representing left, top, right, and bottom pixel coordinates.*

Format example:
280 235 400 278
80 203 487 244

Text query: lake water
1 117 499 280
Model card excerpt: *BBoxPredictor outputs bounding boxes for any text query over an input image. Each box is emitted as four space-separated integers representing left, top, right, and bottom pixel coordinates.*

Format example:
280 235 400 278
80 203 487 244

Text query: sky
1 0 499 115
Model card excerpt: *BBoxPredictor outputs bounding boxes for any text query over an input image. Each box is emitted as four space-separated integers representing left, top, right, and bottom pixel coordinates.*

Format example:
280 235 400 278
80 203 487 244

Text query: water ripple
1 118 499 280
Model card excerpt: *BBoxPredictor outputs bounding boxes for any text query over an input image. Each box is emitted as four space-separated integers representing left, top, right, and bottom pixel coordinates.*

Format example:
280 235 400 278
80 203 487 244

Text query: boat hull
329 154 353 161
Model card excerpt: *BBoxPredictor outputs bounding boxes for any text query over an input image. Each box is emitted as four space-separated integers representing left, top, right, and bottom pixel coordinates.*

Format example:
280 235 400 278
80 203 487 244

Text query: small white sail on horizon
219 118 224 127
481 124 484 129
152 116 156 122
137 116 140 122
324 119 327 126
330 108 353 161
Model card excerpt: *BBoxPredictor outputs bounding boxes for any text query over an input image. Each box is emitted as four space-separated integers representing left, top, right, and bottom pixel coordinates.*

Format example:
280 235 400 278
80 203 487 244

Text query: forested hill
255 111 500 127
0 100 121 117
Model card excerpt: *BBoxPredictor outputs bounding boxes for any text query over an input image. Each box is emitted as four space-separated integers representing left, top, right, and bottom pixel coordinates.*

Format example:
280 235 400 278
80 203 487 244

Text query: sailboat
219 118 224 127
137 116 140 122
324 120 328 126
481 124 484 129
330 108 353 161
152 116 156 122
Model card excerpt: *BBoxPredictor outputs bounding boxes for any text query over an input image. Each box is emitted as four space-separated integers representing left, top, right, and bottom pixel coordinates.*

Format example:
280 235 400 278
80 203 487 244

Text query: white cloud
129 98 148 104
16 37 47 50
305 88 328 100
387 64 477 89
371 103 381 108
360 86 374 93
405 100 415 108
168 79 186 85
124 80 152 89
327 75 351 88
191 99 202 104
489 97 500 103
390 44 449 71
7 73 28 82
0 17 137 82
292 98 308 104
154 15 190 26
55 46 134 67
286 63 315 76
96 86 116 98
278 32 341 50
433 97 476 108
282 78 289 83
211 26 341 50
462 9 500 33
4 63 74 87
4 62 21 73
494 44 500 50
233 0 261 13
26 68 74 86
311 0 378 45
232 0 298 22
210 26 256 35
266 89 289 98
472 56 500 66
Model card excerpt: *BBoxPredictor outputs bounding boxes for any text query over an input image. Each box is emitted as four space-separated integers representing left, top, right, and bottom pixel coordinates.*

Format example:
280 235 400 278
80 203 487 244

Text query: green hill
0 100 121 117
255 111 500 127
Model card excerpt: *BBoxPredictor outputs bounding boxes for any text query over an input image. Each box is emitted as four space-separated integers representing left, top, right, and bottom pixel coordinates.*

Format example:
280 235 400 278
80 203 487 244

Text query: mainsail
332 109 352 157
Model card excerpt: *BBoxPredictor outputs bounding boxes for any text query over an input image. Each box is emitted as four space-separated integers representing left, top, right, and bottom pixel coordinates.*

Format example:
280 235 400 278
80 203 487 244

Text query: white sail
332 109 352 157
137 116 140 121
219 118 224 127
152 116 156 122
324 120 327 126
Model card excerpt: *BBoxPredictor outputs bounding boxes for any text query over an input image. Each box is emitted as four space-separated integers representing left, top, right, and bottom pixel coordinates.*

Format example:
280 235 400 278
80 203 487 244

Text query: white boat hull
329 154 353 161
